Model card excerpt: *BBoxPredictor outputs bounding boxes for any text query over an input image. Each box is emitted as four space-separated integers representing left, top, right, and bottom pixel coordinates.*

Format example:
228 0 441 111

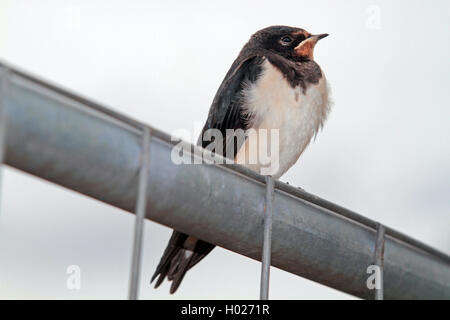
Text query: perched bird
151 25 331 293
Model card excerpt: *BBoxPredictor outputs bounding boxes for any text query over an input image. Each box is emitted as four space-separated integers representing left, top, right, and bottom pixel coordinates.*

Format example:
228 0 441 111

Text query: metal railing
1 61 450 300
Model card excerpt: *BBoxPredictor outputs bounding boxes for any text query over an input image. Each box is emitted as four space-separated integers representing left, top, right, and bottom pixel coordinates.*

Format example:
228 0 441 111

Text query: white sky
0 0 449 299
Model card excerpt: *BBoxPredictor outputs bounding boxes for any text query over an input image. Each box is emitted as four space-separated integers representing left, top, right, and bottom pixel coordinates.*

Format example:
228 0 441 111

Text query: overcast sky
0 0 449 299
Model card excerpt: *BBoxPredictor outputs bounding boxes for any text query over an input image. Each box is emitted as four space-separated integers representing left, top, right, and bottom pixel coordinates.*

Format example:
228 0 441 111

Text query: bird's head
249 25 328 61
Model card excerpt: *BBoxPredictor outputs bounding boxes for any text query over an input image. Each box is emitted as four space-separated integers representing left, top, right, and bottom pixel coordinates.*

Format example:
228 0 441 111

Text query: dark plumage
151 25 329 293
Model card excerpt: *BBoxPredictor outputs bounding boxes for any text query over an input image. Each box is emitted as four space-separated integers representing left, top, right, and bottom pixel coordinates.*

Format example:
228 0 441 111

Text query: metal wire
374 223 385 300
0 66 9 215
260 175 274 300
128 126 151 300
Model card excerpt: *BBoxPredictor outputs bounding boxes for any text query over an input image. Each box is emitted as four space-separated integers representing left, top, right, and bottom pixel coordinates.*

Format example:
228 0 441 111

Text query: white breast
235 59 330 178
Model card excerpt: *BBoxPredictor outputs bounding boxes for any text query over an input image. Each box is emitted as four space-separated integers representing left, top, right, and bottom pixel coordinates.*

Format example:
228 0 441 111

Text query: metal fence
1 61 450 300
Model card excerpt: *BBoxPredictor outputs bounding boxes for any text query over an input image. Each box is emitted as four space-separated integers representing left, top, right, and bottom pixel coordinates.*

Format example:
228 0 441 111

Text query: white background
0 0 449 299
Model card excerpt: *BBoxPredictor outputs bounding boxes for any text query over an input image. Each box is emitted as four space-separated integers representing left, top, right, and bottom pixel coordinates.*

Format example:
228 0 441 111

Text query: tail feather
150 232 187 284
187 241 215 269
153 272 166 289
169 250 195 294
151 231 216 294
167 250 183 281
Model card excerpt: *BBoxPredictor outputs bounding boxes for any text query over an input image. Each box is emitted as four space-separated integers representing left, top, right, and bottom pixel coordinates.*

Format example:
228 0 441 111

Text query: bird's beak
315 33 329 41
294 33 329 60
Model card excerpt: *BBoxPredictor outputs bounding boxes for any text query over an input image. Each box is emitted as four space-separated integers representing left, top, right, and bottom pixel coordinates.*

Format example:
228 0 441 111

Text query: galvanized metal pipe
260 175 274 300
2 61 450 300
128 127 151 300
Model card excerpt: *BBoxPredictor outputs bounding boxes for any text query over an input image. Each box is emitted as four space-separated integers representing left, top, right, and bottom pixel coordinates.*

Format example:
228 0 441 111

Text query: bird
151 25 331 293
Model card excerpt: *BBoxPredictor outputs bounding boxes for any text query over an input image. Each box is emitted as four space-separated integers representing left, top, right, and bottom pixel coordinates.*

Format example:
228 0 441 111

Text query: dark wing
151 55 264 294
198 55 264 156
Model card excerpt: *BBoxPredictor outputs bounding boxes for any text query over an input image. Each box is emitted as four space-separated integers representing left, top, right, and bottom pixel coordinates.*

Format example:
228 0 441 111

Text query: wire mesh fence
1 61 449 299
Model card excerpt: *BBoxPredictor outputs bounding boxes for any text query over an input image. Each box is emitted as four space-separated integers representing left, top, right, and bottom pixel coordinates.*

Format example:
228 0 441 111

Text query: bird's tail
151 231 215 294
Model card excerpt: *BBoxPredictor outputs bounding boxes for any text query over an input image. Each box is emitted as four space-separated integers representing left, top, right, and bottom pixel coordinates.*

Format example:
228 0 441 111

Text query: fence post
374 223 385 300
260 175 274 300
128 126 151 300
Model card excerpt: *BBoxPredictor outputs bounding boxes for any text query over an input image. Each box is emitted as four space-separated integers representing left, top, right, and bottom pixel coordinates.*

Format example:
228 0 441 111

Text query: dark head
246 25 328 61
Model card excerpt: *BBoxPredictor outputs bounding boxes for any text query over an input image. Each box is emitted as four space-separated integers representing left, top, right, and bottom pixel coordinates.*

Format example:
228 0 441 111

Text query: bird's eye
280 36 293 45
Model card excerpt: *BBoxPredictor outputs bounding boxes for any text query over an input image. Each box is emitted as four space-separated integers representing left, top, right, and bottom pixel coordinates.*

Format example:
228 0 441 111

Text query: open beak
294 33 329 60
